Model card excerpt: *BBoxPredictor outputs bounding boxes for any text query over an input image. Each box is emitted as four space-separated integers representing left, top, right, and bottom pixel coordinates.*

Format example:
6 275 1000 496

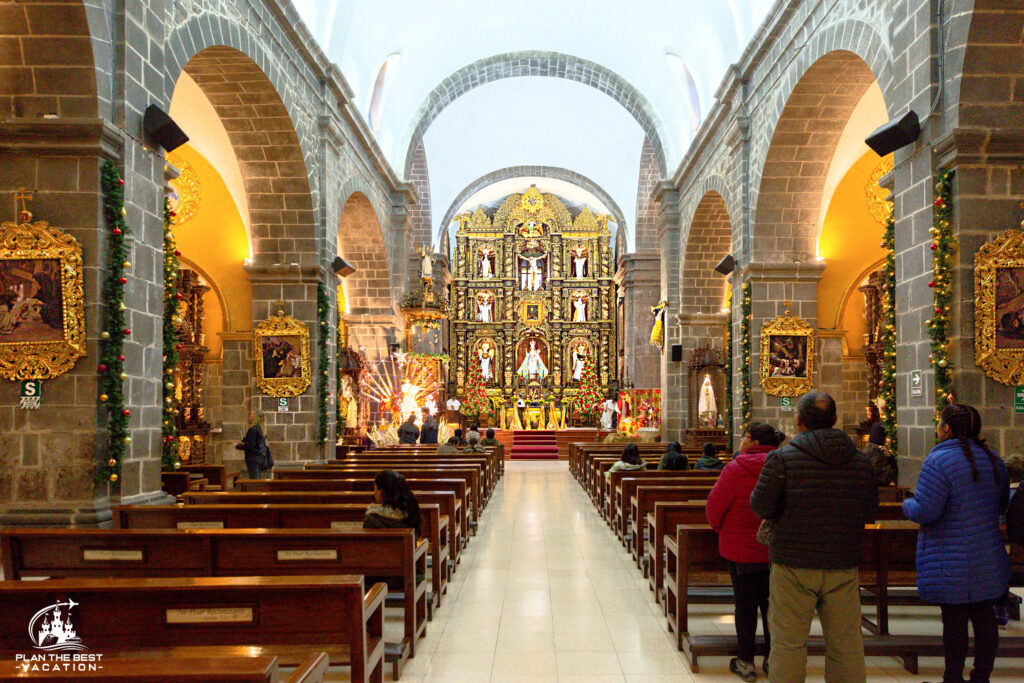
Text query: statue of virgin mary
516 340 549 381
697 374 717 423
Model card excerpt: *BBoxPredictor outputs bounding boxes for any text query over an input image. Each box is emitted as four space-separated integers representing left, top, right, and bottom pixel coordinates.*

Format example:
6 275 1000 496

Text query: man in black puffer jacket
750 391 877 682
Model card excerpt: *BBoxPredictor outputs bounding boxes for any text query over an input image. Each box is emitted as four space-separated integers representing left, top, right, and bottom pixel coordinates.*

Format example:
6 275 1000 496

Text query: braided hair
939 404 1000 483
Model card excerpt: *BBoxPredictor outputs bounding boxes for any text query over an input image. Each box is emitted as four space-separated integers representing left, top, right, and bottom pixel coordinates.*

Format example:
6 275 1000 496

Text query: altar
449 187 618 419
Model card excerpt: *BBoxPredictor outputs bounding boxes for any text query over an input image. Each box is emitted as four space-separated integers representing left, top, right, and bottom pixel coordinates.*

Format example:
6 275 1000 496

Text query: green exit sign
1016 386 1024 414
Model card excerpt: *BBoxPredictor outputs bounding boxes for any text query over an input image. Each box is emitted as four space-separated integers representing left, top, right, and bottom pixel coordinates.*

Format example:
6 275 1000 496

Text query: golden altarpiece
449 187 617 414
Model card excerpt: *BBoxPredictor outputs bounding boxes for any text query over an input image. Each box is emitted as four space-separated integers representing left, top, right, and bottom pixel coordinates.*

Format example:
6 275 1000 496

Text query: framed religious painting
759 305 815 397
974 227 1024 385
253 310 311 396
0 220 86 380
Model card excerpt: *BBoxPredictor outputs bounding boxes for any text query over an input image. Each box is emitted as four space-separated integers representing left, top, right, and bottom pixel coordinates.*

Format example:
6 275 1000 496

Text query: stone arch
681 190 734 315
438 166 628 243
164 25 317 267
398 51 670 178
337 191 391 315
0 1 98 117
751 48 886 263
958 1 1024 130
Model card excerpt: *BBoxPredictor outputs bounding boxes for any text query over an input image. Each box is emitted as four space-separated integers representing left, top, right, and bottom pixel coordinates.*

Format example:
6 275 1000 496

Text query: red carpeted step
509 430 559 459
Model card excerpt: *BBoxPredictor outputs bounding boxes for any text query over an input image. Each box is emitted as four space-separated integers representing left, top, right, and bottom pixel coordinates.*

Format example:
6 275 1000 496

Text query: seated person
465 435 486 453
466 424 482 443
659 441 689 470
480 428 499 447
453 428 468 447
695 442 725 470
363 470 422 537
437 436 460 455
605 443 646 480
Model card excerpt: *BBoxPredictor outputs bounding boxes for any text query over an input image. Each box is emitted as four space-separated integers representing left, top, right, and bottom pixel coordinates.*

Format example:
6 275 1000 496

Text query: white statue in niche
571 344 588 382
479 247 494 278
516 340 549 381
478 342 494 382
697 373 718 424
417 244 433 280
476 295 493 323
572 247 588 278
572 294 588 323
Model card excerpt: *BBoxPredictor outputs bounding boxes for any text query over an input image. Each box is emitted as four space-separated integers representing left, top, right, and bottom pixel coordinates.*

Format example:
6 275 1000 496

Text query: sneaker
730 657 757 682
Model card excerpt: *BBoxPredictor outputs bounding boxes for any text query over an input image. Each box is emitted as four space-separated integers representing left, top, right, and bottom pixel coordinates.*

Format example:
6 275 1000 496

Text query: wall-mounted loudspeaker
714 254 735 276
865 110 920 157
670 344 683 362
332 256 356 277
143 105 189 152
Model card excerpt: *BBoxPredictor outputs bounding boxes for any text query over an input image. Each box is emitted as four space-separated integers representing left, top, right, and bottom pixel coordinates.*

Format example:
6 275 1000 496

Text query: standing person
706 423 786 680
364 470 423 537
864 420 897 485
903 404 1010 683
658 441 689 471
750 391 878 682
605 443 645 480
695 442 725 470
235 411 269 480
420 411 438 445
397 414 419 444
480 428 499 447
466 424 482 443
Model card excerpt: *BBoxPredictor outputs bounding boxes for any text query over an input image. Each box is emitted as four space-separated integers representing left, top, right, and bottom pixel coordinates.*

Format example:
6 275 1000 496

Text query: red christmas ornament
108 458 117 467
934 198 944 207
119 277 127 285
176 293 183 300
122 409 131 417
928 281 935 288
117 178 124 187
118 355 125 361
174 250 181 256
98 364 107 373
935 308 943 315
112 227 122 236
124 328 131 336
930 244 937 251
166 436 174 443
175 343 182 350
169 211 177 217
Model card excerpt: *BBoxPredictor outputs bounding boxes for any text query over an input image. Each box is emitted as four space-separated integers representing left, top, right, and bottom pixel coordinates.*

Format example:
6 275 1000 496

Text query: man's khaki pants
768 563 866 683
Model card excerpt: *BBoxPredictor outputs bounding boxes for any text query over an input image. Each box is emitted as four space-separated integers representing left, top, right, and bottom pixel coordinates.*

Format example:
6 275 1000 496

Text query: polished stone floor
333 460 1023 682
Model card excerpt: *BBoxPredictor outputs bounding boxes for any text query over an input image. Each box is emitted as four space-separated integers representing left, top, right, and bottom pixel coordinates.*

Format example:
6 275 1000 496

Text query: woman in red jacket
706 422 786 681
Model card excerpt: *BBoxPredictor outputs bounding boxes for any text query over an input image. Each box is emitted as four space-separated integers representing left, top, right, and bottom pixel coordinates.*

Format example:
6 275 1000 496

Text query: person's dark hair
796 391 837 430
701 442 717 459
374 470 422 536
447 436 459 446
745 422 786 447
454 428 463 438
662 442 688 470
486 428 495 438
620 443 643 466
471 424 479 431
468 436 480 446
940 403 1000 483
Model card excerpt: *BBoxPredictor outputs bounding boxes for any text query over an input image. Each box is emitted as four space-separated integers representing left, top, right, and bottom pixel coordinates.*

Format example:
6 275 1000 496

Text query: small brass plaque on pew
276 548 338 561
166 607 254 624
330 521 361 530
82 548 143 562
176 521 224 529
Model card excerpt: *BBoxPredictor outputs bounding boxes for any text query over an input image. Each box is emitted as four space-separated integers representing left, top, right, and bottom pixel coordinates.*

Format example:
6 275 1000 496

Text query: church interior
0 0 1023 681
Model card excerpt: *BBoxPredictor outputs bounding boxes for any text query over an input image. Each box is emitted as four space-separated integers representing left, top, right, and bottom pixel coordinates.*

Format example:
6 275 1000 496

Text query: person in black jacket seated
397 413 419 444
364 470 423 537
420 410 438 444
750 391 878 681
659 441 689 470
235 411 270 479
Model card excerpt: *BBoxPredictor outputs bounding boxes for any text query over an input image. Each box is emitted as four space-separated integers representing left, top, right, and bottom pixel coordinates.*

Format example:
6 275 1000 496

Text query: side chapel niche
174 268 211 463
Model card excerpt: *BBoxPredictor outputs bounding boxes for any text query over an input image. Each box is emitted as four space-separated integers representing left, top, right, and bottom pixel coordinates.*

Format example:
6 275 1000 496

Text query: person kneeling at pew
705 422 786 681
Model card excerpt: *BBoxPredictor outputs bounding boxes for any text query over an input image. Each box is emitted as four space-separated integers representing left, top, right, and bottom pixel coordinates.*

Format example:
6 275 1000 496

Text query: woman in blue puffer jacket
903 403 1010 683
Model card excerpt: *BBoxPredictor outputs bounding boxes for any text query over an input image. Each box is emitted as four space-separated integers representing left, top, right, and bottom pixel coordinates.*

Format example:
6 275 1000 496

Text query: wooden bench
333 453 499 497
0 652 329 682
314 460 491 505
630 487 715 593
612 472 718 541
114 502 450 616
0 576 384 683
0 527 427 669
161 471 207 496
178 463 242 491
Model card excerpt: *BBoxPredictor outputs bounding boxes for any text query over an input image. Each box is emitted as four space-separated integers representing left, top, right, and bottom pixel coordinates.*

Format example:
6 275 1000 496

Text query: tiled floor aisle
348 461 1023 682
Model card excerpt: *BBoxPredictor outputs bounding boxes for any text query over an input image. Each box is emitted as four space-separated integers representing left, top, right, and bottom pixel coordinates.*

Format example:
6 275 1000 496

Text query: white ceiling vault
292 0 775 251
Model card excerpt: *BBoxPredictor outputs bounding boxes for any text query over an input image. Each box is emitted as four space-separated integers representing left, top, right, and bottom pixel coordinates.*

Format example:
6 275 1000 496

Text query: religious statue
697 373 717 425
341 375 358 427
476 294 493 323
417 244 433 280
399 380 420 421
520 252 547 291
477 342 495 382
516 340 549 381
572 294 587 323
572 247 588 278
423 393 438 417
650 299 668 350
479 247 494 278
600 398 619 430
571 344 587 382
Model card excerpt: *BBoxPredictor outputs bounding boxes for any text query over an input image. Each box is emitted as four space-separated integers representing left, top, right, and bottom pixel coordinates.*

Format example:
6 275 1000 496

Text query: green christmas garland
97 161 132 484
161 200 181 471
317 282 330 444
879 206 898 453
740 281 752 425
927 169 956 421
724 287 733 446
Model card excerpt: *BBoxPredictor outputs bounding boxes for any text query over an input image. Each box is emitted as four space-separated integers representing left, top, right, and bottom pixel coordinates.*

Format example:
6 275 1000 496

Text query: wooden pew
313 460 490 506
178 463 241 491
114 502 450 615
611 472 719 539
334 452 499 497
630 486 715 593
0 576 384 683
0 527 427 666
228 481 466 555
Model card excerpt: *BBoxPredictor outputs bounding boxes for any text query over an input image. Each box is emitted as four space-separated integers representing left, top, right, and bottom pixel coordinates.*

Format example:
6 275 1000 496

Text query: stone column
655 183 683 436
616 252 661 388
741 262 825 438
676 312 729 429
817 331 846 425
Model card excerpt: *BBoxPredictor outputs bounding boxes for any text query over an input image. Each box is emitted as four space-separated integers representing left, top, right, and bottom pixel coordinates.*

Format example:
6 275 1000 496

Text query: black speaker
865 110 920 157
670 344 683 362
143 105 189 152
714 254 735 276
332 256 356 277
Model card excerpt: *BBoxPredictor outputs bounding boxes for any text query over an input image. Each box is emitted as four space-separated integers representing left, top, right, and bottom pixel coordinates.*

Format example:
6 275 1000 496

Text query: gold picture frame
0 220 86 380
253 310 311 397
759 305 815 397
974 227 1024 385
